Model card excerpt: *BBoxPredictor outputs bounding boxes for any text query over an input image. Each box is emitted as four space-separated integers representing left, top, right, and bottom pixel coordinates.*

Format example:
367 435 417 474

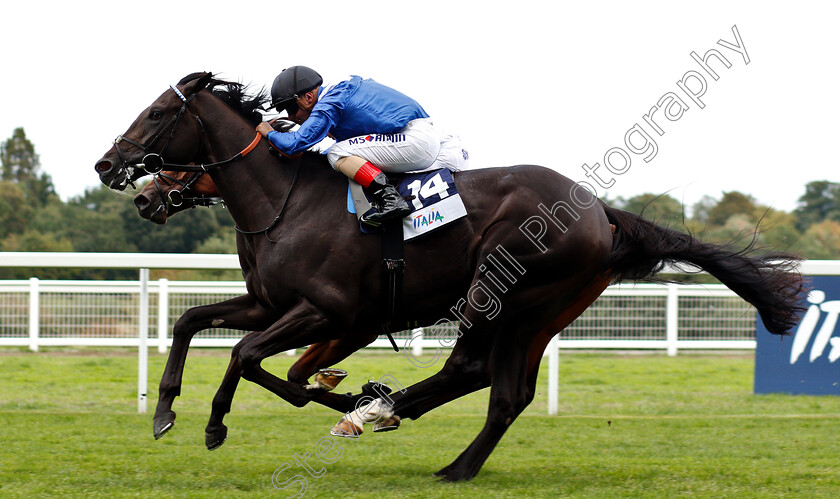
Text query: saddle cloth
347 168 467 240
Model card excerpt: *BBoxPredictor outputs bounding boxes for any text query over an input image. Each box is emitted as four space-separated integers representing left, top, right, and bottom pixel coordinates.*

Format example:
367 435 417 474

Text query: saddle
347 168 468 351
347 168 467 239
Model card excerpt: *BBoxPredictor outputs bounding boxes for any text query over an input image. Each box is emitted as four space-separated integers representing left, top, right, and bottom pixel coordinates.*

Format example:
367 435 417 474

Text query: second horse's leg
237 298 343 406
287 333 380 413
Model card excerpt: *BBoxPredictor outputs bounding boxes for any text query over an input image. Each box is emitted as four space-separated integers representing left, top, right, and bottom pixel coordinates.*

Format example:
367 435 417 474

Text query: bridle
114 83 298 240
149 170 223 218
112 86 201 188
112 85 262 185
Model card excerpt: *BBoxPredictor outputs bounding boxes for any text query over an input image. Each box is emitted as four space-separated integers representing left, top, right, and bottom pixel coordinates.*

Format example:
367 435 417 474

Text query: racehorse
134 166 396 417
95 72 805 482
134 168 222 224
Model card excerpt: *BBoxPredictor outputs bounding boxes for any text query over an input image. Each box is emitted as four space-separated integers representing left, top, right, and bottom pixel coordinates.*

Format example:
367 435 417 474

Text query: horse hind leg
434 318 557 482
435 273 612 482
329 299 498 440
434 329 532 482
388 328 493 421
330 330 494 439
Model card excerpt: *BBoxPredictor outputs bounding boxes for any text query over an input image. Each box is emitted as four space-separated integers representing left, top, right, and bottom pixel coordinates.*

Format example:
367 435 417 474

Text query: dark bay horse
95 72 804 482
134 167 395 417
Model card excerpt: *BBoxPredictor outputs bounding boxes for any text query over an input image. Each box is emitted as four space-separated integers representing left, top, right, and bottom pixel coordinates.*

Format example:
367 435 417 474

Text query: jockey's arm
259 111 332 156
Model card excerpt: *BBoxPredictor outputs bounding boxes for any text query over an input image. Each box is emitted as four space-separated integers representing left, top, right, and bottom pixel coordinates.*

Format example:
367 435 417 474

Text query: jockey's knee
326 148 348 170
333 155 368 177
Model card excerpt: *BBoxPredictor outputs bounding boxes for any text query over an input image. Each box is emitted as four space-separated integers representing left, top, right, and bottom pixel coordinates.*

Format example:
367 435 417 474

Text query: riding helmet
270 66 323 108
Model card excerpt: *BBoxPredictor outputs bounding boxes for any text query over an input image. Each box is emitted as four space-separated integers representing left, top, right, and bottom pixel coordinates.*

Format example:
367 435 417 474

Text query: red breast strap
240 132 262 157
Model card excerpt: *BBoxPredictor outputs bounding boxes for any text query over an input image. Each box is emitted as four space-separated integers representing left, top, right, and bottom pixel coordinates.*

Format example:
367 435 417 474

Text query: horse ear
178 72 214 97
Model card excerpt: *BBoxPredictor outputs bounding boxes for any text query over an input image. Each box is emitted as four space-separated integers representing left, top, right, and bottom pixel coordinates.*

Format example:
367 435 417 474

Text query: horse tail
600 203 806 336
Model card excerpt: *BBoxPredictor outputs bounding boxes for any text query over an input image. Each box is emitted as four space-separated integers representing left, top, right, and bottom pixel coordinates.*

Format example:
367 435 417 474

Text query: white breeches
326 118 468 173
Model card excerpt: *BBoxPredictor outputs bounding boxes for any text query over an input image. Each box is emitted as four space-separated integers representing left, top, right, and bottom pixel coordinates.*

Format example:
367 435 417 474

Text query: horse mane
177 72 324 165
178 72 269 127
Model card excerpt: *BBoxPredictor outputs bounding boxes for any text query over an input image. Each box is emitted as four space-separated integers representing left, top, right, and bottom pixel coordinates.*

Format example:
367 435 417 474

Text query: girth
380 218 405 352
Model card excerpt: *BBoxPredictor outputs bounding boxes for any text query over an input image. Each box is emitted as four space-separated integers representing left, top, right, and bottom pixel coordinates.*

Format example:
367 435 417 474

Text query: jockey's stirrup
362 173 412 226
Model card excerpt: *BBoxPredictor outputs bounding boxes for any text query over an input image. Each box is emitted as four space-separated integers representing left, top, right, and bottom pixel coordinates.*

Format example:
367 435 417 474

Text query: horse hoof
153 411 176 440
330 418 362 438
435 467 474 482
306 368 348 391
205 426 228 450
373 415 401 433
361 380 392 397
433 467 449 478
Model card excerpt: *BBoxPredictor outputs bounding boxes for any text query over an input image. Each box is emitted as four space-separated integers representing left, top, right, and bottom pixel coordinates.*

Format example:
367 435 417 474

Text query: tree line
1 127 838 280
0 128 237 280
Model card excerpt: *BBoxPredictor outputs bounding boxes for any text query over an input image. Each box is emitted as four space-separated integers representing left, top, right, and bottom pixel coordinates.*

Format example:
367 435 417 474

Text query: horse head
134 170 221 224
95 72 220 190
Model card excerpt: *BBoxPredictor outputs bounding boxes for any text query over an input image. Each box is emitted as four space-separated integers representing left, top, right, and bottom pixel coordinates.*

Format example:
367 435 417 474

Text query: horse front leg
154 294 278 439
204 332 377 451
204 331 262 450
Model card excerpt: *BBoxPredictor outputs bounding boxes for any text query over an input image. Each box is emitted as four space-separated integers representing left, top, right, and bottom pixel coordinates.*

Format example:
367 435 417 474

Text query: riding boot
362 173 412 226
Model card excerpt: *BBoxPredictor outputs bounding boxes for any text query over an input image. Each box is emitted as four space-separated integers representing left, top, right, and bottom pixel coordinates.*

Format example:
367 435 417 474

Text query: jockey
256 66 467 226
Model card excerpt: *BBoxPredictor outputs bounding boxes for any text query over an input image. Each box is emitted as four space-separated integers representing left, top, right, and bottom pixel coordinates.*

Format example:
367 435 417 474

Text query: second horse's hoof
330 418 362 438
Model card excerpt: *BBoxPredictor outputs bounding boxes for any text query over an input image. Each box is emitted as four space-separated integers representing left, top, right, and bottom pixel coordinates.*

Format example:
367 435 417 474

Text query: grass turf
1 349 839 498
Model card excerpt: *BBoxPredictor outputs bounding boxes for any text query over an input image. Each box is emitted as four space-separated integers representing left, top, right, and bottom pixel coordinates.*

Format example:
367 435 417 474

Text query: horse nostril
95 160 113 174
134 194 150 211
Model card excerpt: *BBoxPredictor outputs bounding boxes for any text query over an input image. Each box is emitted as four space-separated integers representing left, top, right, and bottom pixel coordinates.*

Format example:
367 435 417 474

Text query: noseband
149 170 222 218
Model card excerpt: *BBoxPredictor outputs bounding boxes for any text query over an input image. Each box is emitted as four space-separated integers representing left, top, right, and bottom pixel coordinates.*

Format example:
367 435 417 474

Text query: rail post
548 334 559 415
28 277 39 352
412 327 424 357
157 278 169 354
666 283 679 356
138 269 150 413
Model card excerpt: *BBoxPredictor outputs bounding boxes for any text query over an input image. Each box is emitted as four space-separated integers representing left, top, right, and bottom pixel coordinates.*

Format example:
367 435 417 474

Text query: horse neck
192 93 298 227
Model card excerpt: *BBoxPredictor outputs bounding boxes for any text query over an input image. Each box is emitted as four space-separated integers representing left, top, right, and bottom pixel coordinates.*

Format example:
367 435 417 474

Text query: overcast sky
1 1 837 214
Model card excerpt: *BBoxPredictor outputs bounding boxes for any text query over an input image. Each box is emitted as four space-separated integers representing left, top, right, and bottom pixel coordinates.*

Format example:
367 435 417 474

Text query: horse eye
150 110 163 120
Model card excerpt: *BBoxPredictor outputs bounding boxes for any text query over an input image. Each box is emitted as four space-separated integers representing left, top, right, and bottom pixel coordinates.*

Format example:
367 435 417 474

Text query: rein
114 85 262 176
144 132 263 173
233 160 301 243
116 85 298 241
112 88 201 188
